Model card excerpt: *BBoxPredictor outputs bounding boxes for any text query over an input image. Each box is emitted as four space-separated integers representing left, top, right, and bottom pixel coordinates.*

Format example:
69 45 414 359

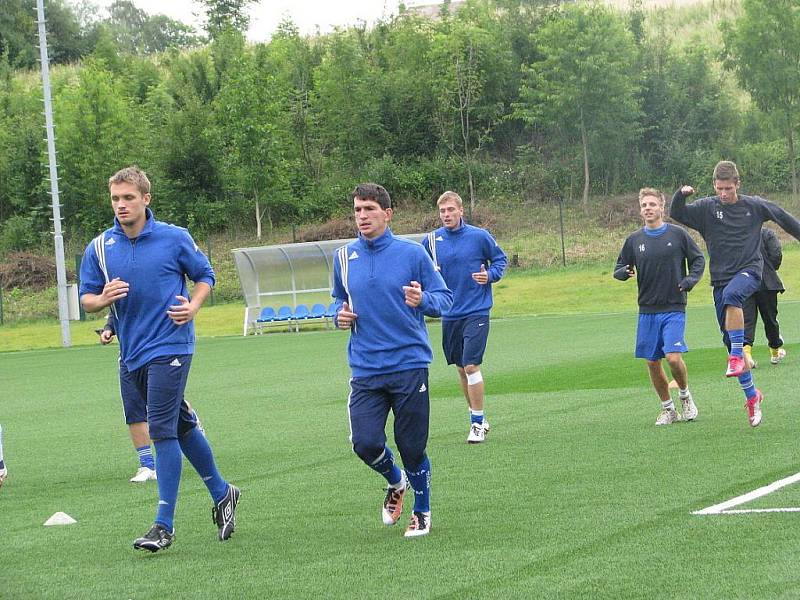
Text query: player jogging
614 188 705 425
333 183 452 538
422 191 507 443
80 166 239 551
670 160 800 427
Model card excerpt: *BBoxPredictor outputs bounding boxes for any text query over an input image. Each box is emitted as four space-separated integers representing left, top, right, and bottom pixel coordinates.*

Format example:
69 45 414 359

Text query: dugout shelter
232 234 425 335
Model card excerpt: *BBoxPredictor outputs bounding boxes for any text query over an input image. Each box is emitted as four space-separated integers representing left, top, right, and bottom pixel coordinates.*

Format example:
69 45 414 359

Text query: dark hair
351 183 391 209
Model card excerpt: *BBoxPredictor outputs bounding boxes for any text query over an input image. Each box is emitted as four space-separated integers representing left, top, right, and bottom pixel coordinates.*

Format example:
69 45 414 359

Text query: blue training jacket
331 229 453 377
79 209 215 372
422 221 507 320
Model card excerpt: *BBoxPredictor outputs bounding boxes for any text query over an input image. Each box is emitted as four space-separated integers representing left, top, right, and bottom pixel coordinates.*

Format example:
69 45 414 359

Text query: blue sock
729 328 745 357
369 445 403 487
738 372 757 399
405 456 431 513
470 410 484 425
136 445 155 470
0 460 4 470
179 426 228 503
153 439 182 531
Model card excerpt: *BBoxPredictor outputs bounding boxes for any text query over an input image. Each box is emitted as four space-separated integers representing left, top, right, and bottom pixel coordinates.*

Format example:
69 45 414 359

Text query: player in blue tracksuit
80 166 239 552
332 183 452 538
422 191 507 444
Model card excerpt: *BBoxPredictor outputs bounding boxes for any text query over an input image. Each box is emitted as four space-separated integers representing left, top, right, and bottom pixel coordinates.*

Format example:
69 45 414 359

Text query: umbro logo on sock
170 358 182 367
667 242 672 246
419 383 427 392
349 251 359 260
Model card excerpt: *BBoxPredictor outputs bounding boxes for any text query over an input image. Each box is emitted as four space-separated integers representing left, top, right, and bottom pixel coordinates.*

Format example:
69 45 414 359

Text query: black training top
670 190 800 286
613 224 705 314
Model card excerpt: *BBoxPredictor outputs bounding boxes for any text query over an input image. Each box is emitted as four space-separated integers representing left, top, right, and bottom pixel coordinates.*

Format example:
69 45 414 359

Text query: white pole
35 0 71 347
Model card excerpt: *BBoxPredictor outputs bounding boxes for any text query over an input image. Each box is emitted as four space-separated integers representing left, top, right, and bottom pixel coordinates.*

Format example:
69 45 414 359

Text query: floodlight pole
36 0 71 347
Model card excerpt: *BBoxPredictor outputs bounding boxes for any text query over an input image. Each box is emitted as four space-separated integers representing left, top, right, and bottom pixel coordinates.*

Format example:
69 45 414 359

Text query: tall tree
722 0 800 197
199 0 258 39
516 3 640 204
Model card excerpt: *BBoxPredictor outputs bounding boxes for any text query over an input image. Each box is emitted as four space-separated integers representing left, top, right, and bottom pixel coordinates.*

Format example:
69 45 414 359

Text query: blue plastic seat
309 303 327 319
274 306 293 321
325 302 338 318
256 306 275 322
293 304 310 320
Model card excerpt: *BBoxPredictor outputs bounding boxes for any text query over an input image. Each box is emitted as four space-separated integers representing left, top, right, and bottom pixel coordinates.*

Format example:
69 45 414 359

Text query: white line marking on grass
714 508 800 514
693 472 800 515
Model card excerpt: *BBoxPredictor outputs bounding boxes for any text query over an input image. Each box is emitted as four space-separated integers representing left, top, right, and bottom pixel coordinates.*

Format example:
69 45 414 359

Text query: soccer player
0 423 6 489
422 191 507 443
670 160 800 427
743 227 786 368
99 313 204 483
614 188 705 426
333 183 452 538
80 166 239 552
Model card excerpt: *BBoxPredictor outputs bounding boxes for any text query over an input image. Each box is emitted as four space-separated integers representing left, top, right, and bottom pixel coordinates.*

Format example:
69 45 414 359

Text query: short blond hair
108 166 151 195
638 187 664 205
713 160 740 182
437 191 463 207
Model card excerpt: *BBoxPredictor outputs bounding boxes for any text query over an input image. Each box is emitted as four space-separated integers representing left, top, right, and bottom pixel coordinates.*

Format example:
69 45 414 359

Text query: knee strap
466 371 483 386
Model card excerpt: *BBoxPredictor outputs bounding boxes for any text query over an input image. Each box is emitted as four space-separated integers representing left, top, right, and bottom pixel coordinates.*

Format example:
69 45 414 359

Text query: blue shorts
119 358 147 424
442 315 490 367
125 354 198 440
713 270 761 349
348 368 429 469
635 312 688 361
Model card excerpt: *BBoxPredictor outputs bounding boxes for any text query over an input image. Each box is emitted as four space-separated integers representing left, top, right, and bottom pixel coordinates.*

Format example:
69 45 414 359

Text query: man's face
639 195 664 226
438 200 463 230
354 196 391 240
714 178 740 204
110 181 150 229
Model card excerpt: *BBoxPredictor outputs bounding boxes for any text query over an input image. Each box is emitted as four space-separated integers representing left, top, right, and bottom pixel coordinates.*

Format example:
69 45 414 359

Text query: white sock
661 399 675 410
679 388 690 398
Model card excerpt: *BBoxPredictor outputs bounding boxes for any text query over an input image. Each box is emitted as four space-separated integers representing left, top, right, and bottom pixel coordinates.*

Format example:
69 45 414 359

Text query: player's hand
99 329 115 345
472 264 489 285
625 265 635 278
100 277 129 307
337 301 357 329
167 295 199 325
403 281 423 307
680 185 695 196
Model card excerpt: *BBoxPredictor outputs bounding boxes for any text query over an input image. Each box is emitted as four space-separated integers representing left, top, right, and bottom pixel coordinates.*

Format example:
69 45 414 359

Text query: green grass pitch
3 304 800 598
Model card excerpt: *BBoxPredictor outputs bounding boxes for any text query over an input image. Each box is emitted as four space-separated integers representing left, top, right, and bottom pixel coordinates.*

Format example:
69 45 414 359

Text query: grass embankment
4 242 800 353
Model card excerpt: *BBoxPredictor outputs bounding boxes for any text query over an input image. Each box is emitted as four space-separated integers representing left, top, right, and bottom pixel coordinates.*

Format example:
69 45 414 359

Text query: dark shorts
125 354 198 440
348 368 429 468
713 270 761 349
442 315 490 367
119 358 147 424
635 312 688 361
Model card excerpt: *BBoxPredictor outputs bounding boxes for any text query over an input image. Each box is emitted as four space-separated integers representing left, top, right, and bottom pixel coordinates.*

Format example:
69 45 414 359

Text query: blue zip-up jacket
422 221 507 320
331 228 453 377
79 209 215 372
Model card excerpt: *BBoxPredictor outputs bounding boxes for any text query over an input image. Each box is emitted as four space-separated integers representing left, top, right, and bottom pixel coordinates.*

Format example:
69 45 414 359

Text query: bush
0 215 39 254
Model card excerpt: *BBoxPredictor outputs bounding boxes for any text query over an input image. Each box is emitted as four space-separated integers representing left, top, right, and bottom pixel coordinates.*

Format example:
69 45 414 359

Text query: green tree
722 0 800 197
429 4 511 213
212 48 290 238
516 4 641 204
199 0 258 39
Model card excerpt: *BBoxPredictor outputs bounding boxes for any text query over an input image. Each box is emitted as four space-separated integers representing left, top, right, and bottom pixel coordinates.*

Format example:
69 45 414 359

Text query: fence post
559 198 566 267
206 241 215 306
74 254 85 320
0 273 4 325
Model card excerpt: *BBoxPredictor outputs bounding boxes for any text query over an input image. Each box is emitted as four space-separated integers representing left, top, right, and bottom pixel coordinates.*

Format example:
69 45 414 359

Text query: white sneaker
482 420 490 434
381 472 408 526
404 511 431 538
655 408 680 426
467 422 485 444
770 348 786 365
680 393 698 421
130 466 157 483
0 465 7 489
